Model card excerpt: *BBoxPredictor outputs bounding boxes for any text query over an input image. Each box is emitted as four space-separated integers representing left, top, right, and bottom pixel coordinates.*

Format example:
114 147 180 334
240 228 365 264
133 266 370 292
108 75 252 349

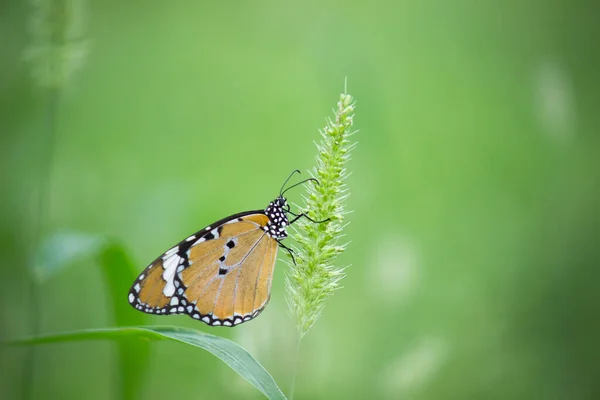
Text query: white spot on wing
202 316 210 323
170 297 179 306
162 255 181 297
164 246 179 258
128 293 135 303
134 283 141 293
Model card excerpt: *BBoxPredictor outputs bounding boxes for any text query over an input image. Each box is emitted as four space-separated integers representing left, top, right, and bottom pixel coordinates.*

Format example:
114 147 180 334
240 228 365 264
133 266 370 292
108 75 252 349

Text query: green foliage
8 326 286 400
32 231 151 400
24 0 90 89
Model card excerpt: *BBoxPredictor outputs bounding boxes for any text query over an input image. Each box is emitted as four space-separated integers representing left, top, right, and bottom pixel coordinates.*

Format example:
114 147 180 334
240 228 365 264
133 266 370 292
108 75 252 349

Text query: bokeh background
2 0 600 399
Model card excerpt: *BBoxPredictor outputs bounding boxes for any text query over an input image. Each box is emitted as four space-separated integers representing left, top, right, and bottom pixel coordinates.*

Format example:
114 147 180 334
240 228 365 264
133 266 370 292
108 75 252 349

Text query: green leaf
32 230 105 283
32 231 151 400
8 326 287 400
98 243 151 400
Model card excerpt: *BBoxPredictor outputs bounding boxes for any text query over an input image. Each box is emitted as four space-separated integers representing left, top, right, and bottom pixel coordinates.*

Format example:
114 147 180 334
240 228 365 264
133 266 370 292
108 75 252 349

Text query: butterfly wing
128 211 279 327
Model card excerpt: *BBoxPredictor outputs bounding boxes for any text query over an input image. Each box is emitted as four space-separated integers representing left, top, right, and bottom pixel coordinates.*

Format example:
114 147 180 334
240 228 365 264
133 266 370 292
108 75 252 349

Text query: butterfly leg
277 240 296 265
287 210 331 225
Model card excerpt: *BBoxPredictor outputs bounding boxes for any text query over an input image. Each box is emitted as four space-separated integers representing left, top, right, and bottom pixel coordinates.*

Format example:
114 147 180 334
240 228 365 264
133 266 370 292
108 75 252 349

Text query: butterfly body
128 196 290 327
263 197 290 240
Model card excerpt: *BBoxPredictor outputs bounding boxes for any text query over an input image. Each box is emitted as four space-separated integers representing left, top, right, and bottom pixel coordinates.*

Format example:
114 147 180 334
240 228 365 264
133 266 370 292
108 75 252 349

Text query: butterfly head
264 196 289 239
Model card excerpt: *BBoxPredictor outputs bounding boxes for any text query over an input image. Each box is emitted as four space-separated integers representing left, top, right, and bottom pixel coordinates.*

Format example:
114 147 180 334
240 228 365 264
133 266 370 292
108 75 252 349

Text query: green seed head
285 91 357 338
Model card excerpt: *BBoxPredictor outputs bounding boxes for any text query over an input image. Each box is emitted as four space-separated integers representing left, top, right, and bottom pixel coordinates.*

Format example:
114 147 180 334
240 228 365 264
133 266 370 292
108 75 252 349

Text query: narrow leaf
8 326 287 400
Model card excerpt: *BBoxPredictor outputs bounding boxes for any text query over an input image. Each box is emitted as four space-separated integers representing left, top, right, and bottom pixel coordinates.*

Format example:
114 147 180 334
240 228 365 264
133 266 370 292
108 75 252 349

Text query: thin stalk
22 88 59 400
288 335 303 400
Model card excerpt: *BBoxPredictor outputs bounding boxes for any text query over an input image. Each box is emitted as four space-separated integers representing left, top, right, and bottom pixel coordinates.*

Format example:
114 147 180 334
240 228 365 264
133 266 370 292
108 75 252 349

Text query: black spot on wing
204 232 215 240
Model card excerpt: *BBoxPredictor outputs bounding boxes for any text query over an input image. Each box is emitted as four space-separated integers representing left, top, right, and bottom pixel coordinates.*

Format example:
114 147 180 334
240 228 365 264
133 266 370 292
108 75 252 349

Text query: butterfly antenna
281 177 320 197
280 170 301 197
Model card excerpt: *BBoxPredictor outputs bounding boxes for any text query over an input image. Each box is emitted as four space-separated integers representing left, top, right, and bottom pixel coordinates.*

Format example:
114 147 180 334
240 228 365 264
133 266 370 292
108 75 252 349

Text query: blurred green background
2 0 600 399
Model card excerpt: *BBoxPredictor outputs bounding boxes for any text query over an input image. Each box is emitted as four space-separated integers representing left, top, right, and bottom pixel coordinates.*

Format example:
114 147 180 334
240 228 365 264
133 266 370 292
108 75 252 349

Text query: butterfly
128 170 324 327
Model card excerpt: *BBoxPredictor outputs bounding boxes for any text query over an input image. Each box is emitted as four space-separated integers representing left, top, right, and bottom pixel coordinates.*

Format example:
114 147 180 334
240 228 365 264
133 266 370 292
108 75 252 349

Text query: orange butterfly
128 171 322 327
